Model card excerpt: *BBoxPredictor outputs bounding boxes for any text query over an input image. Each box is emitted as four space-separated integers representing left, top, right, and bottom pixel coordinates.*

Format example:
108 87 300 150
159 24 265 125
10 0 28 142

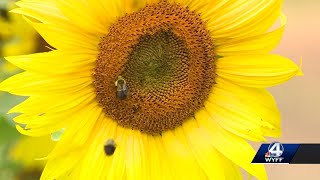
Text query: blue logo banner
252 142 300 164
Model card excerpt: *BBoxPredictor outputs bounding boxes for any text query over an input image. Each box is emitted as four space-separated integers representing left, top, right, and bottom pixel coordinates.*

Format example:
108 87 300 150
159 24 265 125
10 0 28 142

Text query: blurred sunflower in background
0 1 54 179
0 0 302 179
0 0 36 75
0 0 50 75
9 136 55 180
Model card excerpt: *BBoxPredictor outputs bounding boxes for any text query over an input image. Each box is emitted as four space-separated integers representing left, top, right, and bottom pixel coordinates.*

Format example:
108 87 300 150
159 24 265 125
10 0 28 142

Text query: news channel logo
265 142 284 158
252 142 320 164
252 141 292 164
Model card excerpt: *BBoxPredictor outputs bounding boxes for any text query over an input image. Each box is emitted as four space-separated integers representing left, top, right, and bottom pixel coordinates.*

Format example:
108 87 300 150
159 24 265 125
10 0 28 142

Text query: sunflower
0 0 50 74
0 0 302 179
10 135 56 180
0 0 37 57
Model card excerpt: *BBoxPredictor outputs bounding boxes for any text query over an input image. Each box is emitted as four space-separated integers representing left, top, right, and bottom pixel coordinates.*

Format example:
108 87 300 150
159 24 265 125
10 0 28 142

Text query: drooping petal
214 77 281 137
203 78 282 141
204 102 266 142
216 54 302 88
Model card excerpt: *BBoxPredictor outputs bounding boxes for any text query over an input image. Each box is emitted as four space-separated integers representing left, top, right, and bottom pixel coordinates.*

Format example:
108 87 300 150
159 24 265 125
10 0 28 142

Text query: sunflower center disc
94 1 216 134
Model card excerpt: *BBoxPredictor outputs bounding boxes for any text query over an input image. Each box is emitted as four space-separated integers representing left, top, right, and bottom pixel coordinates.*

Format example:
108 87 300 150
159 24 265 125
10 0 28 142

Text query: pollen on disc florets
94 1 216 135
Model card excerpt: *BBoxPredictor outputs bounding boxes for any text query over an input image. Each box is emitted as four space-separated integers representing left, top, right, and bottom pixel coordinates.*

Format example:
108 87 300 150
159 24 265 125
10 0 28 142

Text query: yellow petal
40 146 84 179
9 87 94 114
167 0 208 12
86 0 118 33
79 118 118 180
162 129 205 179
30 21 99 51
0 71 92 96
182 119 226 179
214 77 281 137
5 51 96 75
204 77 282 140
107 126 126 180
54 0 108 35
216 54 302 88
13 1 100 52
221 158 243 180
13 94 94 124
202 101 266 142
144 134 173 180
15 0 68 25
205 0 283 38
216 14 286 56
142 135 158 180
103 0 153 15
124 130 147 180
16 118 69 137
183 118 244 179
48 103 103 159
14 95 95 137
195 112 267 180
98 0 125 21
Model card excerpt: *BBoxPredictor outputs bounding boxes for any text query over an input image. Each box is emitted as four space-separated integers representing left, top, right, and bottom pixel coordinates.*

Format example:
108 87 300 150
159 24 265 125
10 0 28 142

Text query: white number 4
269 143 283 157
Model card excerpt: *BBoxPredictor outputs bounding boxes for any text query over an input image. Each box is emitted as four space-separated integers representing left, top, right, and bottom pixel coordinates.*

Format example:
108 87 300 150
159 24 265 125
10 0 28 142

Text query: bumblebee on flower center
94 1 216 134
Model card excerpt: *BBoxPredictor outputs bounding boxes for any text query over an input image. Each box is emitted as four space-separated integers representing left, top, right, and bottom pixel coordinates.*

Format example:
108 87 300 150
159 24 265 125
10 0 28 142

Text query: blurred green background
0 0 319 179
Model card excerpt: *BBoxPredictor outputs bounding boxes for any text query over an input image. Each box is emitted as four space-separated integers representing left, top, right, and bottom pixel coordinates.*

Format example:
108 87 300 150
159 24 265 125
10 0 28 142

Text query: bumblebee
115 76 128 100
104 139 116 156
